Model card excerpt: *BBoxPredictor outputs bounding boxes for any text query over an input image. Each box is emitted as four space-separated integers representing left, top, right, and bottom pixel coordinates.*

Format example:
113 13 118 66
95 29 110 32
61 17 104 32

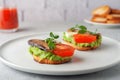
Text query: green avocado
29 46 71 61
63 32 102 47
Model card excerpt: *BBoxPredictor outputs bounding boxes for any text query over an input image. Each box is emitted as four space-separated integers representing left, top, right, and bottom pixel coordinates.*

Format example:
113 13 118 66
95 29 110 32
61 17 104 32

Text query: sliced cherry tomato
53 44 75 57
74 34 96 43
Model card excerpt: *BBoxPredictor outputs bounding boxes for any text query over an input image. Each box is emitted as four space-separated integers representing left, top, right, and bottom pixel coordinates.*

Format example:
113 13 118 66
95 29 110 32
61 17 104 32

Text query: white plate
84 18 120 27
0 32 120 75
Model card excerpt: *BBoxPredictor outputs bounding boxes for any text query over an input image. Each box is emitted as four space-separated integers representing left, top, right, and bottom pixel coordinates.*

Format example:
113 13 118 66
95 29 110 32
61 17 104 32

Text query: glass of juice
0 7 18 32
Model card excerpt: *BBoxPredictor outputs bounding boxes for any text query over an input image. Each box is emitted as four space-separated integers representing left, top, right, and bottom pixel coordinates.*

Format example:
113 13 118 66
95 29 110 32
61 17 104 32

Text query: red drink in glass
0 7 18 32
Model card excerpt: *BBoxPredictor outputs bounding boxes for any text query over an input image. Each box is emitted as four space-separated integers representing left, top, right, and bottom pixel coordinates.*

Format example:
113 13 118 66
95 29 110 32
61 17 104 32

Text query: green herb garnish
70 24 87 34
45 32 59 50
70 24 98 34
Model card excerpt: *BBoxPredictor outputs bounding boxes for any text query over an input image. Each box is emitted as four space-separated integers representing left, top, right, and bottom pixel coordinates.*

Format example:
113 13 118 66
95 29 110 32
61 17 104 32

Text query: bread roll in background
107 19 120 24
92 5 111 17
91 5 120 24
91 16 107 23
107 14 120 20
111 9 120 14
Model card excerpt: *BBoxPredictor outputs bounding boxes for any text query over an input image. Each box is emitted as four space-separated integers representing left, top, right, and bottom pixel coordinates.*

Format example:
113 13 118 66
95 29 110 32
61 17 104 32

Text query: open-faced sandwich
28 32 75 64
63 25 102 51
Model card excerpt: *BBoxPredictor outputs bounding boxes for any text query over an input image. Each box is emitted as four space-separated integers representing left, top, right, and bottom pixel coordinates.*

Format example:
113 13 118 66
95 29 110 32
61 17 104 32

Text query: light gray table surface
0 23 120 80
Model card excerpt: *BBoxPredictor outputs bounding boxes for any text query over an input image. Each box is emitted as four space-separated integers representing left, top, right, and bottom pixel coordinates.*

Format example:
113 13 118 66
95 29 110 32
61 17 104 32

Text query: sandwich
63 25 102 51
28 32 75 64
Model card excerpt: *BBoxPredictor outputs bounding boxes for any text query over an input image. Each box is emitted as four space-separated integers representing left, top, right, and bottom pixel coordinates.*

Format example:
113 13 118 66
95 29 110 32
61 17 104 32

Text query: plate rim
0 32 120 75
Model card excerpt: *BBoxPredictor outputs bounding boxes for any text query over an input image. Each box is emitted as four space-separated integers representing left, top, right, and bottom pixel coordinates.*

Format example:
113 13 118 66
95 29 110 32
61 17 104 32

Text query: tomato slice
74 34 96 43
53 44 75 57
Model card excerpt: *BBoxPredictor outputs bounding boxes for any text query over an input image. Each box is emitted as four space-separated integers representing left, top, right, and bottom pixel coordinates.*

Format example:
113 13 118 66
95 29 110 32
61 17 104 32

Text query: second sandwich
63 25 102 51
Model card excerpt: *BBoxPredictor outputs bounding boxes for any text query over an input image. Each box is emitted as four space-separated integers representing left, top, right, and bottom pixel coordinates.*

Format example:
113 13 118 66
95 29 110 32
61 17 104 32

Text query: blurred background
0 0 120 26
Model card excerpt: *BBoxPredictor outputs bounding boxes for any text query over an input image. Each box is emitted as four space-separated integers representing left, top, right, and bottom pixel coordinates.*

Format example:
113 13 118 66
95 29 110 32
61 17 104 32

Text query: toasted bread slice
33 55 71 64
107 14 120 20
111 9 120 14
92 5 111 17
91 16 107 23
107 19 120 24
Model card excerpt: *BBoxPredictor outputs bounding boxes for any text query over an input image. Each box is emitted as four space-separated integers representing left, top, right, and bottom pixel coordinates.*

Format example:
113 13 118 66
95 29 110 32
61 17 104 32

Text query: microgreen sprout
45 32 59 50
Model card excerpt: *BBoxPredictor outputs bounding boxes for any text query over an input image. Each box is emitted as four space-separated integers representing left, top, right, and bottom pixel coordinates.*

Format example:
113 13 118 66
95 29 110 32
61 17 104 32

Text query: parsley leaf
70 24 98 34
70 24 87 34
50 32 59 39
45 32 59 50
78 25 87 30
78 29 87 34
50 32 54 38
48 40 55 50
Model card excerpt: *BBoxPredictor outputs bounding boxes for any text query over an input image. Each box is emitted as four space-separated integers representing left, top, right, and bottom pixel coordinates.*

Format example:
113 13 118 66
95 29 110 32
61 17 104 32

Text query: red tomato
74 34 96 43
53 44 75 57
